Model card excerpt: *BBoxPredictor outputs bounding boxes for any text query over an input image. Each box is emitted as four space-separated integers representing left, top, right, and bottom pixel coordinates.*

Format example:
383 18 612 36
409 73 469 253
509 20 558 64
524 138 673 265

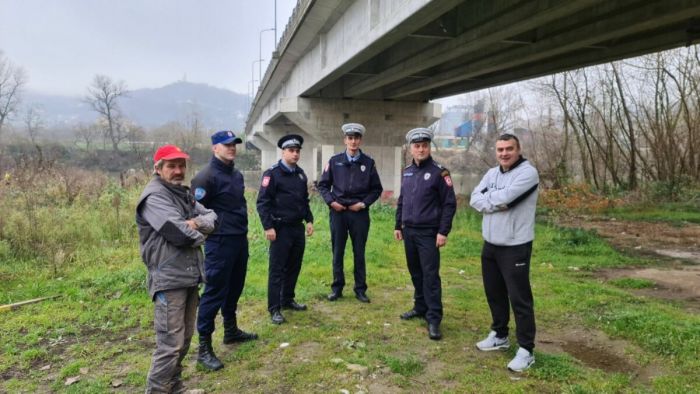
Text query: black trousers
481 241 536 352
403 226 442 324
329 209 370 294
267 223 305 312
197 234 249 335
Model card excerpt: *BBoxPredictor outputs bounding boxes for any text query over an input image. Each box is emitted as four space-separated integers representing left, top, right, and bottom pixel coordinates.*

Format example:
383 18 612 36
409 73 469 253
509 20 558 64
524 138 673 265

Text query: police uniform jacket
317 150 383 207
395 157 457 236
191 156 247 236
256 161 314 230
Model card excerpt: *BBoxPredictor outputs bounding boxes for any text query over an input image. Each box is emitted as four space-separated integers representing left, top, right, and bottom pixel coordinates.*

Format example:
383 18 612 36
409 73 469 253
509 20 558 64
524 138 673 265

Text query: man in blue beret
191 130 258 372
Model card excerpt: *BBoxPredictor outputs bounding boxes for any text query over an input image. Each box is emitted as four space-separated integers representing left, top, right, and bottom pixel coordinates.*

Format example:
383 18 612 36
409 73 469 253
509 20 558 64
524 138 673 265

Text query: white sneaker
475 330 510 351
507 347 535 372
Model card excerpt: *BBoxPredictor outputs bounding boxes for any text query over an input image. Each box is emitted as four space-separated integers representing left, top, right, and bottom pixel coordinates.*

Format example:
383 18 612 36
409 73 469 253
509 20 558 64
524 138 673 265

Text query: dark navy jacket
191 156 248 236
395 156 457 236
317 150 383 207
256 161 314 230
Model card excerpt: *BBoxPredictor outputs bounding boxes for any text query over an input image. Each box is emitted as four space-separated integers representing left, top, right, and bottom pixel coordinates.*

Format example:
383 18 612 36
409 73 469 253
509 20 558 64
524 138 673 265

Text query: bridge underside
303 0 700 101
246 0 700 192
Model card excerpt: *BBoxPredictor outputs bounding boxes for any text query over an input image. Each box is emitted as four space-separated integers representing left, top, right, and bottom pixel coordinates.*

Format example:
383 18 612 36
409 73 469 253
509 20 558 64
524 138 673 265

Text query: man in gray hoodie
470 134 539 373
136 144 217 393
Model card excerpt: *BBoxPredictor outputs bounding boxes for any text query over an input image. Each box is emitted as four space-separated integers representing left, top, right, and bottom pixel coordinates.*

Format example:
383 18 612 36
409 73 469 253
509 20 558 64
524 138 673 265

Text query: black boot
197 335 223 371
223 317 258 344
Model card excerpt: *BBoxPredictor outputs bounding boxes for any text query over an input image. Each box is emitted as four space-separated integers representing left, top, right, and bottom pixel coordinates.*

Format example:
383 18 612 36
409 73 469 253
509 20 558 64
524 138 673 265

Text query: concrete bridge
245 0 700 193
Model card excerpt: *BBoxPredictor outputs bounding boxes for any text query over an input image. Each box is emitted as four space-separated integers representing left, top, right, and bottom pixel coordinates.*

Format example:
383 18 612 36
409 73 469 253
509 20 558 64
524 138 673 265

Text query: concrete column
250 97 441 193
261 149 278 171
393 146 403 197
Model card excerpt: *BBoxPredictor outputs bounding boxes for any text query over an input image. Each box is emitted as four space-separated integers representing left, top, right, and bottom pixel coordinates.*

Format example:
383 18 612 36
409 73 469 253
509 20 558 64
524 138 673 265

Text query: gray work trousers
146 286 199 394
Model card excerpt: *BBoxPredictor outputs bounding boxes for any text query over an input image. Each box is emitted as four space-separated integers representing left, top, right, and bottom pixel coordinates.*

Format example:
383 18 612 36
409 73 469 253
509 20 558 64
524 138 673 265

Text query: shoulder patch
261 176 271 187
194 187 207 201
440 169 450 177
443 174 453 187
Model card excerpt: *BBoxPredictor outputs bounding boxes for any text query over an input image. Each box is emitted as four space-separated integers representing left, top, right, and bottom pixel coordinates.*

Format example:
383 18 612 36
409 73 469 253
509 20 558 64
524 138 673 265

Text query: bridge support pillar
267 97 441 194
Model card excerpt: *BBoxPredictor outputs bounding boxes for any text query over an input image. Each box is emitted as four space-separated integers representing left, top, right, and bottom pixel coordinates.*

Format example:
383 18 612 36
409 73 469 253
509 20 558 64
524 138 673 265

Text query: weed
609 277 656 289
380 354 424 377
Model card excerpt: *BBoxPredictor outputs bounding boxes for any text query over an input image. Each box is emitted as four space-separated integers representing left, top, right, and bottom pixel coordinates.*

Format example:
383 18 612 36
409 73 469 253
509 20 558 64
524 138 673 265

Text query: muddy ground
556 215 700 308
538 216 700 386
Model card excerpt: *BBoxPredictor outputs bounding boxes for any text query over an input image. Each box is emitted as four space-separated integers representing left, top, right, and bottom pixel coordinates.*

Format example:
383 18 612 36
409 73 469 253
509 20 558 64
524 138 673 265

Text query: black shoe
270 309 285 325
327 291 342 301
223 318 258 344
355 292 370 303
223 328 258 344
400 309 425 320
282 300 307 311
428 323 442 340
197 335 224 371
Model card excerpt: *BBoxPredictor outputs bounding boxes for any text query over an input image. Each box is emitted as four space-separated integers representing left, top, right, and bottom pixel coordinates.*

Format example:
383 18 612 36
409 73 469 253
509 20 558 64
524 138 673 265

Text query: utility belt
272 216 304 227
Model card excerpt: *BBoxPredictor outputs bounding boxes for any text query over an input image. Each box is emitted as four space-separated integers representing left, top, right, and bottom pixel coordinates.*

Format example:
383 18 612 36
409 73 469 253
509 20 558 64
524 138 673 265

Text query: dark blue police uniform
191 155 249 337
256 159 313 314
395 156 457 326
317 150 383 298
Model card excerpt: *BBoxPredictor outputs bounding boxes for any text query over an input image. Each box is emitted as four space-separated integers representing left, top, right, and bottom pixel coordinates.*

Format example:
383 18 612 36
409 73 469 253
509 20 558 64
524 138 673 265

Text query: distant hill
21 81 250 131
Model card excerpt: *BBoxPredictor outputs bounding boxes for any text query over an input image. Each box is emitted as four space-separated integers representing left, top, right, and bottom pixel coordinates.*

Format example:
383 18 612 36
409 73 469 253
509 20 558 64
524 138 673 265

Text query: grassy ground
1 191 699 393
603 203 700 224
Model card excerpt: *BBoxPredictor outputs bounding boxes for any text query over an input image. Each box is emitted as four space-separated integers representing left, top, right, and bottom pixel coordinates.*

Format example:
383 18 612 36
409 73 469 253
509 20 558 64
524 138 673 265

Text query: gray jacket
135 176 217 298
470 158 539 246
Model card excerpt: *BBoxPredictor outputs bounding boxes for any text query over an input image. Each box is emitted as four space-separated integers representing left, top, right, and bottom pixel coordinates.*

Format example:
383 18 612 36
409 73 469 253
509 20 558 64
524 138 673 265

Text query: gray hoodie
470 158 539 246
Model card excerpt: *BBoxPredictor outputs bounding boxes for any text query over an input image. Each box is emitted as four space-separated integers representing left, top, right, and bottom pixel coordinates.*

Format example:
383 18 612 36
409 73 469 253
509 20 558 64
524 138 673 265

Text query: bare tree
73 122 100 152
0 52 27 139
176 104 206 151
85 74 128 151
24 105 43 143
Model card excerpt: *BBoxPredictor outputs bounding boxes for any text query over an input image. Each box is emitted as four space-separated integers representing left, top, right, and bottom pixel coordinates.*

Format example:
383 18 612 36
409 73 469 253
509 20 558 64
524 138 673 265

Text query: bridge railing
251 0 311 110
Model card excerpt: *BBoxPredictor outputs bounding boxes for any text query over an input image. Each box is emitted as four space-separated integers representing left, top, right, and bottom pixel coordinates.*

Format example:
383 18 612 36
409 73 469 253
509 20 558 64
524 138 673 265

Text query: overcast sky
0 0 297 96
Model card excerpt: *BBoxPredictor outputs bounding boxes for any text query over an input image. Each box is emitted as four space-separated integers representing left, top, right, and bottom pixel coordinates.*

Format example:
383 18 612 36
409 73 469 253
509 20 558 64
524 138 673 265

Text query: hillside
21 81 249 130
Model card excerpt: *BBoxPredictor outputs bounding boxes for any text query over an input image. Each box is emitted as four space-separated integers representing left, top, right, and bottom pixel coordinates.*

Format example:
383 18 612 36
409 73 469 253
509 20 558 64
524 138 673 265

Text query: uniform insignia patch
194 187 206 201
262 176 271 187
424 173 431 180
360 165 366 172
444 176 453 187
403 172 414 177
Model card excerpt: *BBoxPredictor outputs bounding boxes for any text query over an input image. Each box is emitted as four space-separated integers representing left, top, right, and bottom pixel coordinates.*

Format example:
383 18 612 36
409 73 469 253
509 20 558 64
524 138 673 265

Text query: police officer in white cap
317 123 383 303
394 127 456 340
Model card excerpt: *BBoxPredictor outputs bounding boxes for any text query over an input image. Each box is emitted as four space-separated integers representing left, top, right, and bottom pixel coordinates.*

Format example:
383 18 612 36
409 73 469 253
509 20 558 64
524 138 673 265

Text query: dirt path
538 326 663 385
556 216 700 309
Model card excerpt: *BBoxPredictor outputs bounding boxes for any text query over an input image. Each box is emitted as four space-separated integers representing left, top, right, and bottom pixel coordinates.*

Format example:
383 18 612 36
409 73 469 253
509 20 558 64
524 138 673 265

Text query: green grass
609 277 656 289
605 202 700 224
1 189 699 392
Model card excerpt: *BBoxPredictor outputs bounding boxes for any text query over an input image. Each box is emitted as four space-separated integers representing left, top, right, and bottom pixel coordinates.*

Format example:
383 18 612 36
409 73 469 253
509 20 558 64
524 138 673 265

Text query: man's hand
265 228 276 241
330 201 346 212
436 233 447 248
306 222 314 236
394 230 403 241
185 219 198 230
348 202 365 212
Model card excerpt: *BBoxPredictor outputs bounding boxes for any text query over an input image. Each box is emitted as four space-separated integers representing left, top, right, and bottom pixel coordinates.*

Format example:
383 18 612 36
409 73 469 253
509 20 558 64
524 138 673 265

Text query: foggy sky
0 0 296 96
